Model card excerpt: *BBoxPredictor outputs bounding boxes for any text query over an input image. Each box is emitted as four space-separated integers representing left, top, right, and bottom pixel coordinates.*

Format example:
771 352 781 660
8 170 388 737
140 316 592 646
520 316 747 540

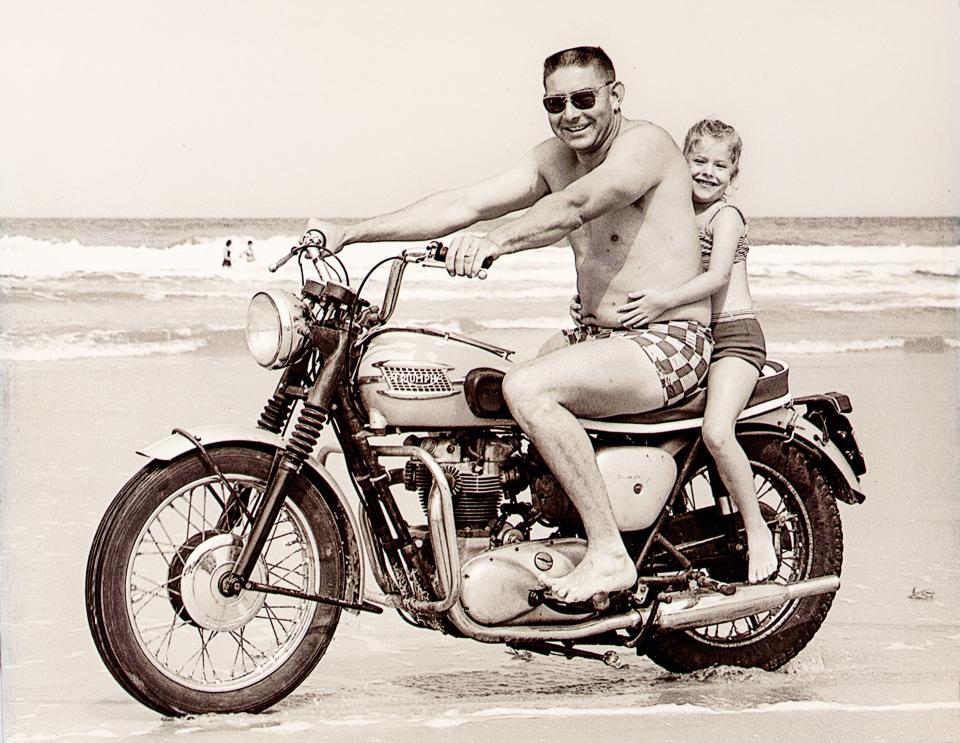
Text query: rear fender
138 424 365 608
739 409 866 504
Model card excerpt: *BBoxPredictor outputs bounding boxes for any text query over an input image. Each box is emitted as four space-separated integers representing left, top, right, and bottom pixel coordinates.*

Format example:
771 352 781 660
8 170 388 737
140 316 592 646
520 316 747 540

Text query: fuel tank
356 327 515 428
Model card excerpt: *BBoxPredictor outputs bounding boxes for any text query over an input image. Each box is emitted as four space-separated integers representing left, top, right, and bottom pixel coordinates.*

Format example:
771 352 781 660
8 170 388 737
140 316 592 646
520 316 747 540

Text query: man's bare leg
502 336 668 603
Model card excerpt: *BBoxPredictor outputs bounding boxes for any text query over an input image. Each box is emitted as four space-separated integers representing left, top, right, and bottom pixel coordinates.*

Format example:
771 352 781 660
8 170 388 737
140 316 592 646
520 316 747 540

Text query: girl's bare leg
702 358 778 582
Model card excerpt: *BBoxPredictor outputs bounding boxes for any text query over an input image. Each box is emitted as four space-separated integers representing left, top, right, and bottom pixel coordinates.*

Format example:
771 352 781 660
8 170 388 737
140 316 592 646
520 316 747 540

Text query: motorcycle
85 236 867 716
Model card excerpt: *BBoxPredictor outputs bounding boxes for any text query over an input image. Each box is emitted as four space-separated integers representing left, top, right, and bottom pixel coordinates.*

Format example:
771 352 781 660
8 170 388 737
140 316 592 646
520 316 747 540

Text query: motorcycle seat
462 360 790 429
596 359 790 426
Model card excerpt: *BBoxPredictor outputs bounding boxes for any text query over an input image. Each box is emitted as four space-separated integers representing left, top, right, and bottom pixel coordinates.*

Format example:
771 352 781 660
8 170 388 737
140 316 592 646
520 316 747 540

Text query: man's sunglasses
542 81 615 114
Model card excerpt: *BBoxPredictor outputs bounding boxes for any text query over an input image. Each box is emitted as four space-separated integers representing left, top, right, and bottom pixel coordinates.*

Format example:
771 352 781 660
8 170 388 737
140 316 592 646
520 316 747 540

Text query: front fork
219 329 351 597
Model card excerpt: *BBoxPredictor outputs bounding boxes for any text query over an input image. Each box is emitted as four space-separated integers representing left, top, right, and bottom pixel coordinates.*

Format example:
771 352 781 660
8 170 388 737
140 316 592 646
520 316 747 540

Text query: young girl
571 119 777 583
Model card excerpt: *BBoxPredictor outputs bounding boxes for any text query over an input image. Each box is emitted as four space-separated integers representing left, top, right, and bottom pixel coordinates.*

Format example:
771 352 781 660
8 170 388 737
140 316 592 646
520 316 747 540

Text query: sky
1 0 957 218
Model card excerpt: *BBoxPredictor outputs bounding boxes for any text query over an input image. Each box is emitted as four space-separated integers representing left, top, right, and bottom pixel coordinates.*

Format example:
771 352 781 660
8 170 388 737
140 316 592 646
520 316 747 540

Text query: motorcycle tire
85 446 346 715
644 436 843 672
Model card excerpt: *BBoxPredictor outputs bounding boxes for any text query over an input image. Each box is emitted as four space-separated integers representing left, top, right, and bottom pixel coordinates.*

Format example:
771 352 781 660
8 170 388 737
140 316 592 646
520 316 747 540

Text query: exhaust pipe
655 575 840 632
448 575 839 644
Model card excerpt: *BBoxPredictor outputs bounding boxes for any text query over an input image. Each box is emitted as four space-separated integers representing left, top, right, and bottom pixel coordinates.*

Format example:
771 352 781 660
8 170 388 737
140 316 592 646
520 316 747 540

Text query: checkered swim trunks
562 320 713 407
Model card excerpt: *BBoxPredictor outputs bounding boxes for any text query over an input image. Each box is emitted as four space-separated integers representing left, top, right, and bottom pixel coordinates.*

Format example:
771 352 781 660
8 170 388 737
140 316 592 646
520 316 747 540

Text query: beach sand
1 333 958 742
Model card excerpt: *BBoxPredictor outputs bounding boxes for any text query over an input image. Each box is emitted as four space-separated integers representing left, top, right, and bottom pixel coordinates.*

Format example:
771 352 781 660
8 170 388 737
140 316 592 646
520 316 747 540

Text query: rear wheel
645 437 843 672
85 447 346 715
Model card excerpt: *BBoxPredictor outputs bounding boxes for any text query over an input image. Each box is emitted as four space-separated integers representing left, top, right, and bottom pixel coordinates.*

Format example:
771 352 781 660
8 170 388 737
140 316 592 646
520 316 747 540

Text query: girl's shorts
710 313 766 372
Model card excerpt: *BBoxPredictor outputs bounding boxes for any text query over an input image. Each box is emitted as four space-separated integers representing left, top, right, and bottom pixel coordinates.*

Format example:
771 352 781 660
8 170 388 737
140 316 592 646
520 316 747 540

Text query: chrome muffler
654 575 840 632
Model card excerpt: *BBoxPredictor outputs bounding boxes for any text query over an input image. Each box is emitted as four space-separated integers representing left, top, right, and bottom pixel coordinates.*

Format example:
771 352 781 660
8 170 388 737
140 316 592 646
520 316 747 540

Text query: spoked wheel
645 437 843 672
86 446 346 715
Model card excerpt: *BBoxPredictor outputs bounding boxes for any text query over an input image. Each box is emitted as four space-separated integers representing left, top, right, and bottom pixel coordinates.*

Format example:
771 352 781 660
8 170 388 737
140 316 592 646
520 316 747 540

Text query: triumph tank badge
533 552 554 571
371 360 457 400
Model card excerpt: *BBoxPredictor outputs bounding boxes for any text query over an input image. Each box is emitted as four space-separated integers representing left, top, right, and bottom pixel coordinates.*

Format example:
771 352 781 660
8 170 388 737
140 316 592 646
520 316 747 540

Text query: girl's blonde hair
683 119 742 177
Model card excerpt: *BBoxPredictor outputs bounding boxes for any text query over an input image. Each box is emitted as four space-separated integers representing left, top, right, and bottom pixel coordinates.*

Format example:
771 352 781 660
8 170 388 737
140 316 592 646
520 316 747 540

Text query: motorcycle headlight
245 290 311 369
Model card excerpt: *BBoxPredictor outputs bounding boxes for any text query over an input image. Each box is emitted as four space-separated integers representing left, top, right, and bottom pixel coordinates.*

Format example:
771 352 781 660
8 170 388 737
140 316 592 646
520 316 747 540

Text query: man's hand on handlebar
301 218 348 256
445 233 501 279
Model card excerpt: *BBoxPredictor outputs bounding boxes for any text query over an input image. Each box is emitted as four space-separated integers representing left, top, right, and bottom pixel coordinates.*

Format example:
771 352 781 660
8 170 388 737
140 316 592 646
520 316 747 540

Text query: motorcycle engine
404 434 519 535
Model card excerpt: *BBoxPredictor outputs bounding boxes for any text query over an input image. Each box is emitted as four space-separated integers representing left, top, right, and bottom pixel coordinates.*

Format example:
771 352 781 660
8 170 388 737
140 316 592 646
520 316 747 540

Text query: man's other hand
569 294 583 325
446 234 502 278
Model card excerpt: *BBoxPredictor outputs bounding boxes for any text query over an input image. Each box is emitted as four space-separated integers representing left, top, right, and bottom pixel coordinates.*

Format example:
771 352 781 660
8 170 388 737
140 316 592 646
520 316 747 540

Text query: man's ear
611 81 625 113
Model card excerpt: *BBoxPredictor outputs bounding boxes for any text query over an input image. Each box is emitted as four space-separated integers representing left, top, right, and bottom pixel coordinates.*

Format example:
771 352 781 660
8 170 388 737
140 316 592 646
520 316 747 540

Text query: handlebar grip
268 250 297 273
430 241 448 261
430 241 494 269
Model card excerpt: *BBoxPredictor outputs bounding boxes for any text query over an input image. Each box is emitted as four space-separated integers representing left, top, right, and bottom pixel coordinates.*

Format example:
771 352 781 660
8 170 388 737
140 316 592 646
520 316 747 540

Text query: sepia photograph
1 1 958 741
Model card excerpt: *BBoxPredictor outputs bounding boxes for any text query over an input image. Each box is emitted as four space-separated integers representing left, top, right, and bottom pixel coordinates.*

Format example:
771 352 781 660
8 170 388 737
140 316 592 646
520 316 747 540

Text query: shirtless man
304 46 711 603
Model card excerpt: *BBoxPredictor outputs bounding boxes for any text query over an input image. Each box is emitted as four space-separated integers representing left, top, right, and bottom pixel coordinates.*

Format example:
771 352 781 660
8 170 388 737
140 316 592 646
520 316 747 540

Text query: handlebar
269 233 492 324
272 231 492 276
377 240 490 323
269 229 329 273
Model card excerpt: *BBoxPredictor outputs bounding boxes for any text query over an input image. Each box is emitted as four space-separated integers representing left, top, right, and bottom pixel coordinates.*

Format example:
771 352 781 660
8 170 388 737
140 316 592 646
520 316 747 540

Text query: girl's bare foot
746 527 778 583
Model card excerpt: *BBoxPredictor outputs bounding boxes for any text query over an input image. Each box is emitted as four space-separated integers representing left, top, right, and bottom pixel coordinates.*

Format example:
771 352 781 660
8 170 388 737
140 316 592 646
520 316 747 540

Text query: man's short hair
543 46 616 83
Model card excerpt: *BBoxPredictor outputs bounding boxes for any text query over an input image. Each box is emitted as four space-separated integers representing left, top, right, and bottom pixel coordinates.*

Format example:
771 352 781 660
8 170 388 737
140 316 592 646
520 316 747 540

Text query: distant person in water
222 239 233 268
241 240 255 262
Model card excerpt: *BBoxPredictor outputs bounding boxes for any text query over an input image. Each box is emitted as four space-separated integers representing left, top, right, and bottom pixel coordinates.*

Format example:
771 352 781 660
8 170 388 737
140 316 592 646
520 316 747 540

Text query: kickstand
507 641 629 669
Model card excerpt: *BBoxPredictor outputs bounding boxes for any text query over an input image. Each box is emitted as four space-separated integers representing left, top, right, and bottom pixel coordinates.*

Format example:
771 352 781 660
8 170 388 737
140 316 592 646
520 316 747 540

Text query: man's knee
502 363 548 417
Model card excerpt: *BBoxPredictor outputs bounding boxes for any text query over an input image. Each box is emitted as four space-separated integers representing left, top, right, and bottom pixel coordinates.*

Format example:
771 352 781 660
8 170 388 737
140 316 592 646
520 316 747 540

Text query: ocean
0 216 957 362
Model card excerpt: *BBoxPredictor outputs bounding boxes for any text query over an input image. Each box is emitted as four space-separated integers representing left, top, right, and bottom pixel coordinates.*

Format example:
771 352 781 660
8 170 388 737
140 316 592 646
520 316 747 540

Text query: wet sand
1 337 958 742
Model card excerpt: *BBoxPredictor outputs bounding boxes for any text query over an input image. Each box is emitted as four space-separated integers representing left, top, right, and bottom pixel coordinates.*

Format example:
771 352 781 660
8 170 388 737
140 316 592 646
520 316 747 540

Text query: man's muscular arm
307 151 548 253
487 126 674 255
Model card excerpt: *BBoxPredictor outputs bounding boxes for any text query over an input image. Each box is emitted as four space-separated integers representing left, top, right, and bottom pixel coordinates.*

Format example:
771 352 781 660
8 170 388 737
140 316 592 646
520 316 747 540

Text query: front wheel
645 437 844 672
85 446 346 715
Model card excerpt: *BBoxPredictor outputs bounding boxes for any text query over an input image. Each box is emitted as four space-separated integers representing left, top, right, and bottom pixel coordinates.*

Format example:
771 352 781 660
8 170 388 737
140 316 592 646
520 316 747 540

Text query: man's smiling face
543 63 619 153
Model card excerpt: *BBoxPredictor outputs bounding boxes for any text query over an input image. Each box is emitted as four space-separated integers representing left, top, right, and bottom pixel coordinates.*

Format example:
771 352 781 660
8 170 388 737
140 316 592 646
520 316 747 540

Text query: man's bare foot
546 550 637 604
746 527 778 583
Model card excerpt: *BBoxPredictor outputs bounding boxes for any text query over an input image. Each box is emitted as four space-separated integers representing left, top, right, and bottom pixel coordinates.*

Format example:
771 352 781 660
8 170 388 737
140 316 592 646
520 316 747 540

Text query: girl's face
686 136 738 205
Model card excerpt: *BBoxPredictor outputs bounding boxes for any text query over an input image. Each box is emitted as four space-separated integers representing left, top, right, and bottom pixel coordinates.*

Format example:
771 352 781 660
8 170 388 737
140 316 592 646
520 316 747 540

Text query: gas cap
533 552 554 571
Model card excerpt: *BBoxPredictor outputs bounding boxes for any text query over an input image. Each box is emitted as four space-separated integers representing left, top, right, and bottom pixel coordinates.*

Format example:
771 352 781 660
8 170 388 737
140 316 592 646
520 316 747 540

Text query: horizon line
3 214 959 221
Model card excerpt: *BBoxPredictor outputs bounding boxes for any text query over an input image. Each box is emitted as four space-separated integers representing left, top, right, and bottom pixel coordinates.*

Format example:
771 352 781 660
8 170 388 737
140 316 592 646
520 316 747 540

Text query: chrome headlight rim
245 290 311 369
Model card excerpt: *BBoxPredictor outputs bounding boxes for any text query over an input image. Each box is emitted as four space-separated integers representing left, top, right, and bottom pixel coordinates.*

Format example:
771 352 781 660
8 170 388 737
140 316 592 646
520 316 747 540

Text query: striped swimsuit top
699 202 750 271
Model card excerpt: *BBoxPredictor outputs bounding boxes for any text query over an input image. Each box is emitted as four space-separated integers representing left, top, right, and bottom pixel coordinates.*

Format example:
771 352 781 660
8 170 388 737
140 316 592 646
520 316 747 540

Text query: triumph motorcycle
85 236 867 715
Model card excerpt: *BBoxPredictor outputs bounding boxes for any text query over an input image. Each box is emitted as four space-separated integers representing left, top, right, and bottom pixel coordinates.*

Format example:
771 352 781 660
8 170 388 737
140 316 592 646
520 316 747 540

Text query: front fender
138 424 365 608
741 409 866 505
